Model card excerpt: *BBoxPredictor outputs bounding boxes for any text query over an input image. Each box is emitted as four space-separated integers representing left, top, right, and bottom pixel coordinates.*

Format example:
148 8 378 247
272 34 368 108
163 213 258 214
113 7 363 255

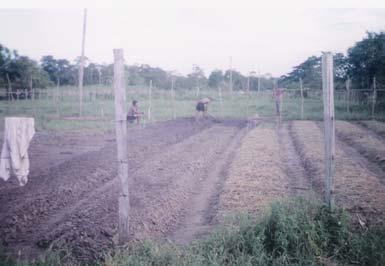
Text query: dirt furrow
170 126 247 244
0 118 211 259
28 122 243 261
217 123 291 219
278 122 314 198
336 121 385 177
291 121 385 225
357 120 385 139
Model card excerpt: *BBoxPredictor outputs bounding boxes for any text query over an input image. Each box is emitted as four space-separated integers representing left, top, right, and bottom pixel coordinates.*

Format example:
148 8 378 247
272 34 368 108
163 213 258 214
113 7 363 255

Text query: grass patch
1 86 385 132
3 199 385 265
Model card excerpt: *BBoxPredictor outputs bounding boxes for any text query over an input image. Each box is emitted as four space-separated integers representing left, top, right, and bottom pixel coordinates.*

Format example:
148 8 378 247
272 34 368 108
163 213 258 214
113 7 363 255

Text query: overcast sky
0 8 385 77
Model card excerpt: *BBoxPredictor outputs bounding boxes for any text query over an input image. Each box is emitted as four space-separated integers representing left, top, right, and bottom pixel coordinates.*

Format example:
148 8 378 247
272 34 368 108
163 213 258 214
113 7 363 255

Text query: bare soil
0 118 245 262
358 120 385 139
217 122 291 219
291 121 385 226
336 121 385 177
1 118 385 263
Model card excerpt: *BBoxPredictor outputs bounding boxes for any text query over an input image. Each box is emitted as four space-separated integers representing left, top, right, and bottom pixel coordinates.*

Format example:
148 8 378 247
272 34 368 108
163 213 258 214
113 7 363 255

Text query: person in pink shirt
273 88 284 116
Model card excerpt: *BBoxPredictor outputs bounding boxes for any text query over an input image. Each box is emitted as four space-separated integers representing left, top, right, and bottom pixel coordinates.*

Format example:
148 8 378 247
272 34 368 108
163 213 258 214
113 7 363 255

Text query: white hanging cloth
0 117 35 186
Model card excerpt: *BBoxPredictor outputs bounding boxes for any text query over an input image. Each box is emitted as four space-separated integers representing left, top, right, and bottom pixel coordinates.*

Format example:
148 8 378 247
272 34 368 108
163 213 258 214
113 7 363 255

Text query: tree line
0 47 276 95
1 31 385 98
280 31 385 91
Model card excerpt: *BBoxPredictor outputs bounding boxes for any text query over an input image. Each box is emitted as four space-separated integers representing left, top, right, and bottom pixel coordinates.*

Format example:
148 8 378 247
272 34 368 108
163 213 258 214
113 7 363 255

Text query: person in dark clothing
195 97 212 120
127 100 143 124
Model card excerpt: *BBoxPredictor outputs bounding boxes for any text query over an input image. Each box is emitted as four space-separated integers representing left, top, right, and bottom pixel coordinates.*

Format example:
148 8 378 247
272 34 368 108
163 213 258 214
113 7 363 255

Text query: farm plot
336 121 385 175
217 124 290 219
358 120 385 138
291 121 385 225
2 118 385 263
0 118 245 262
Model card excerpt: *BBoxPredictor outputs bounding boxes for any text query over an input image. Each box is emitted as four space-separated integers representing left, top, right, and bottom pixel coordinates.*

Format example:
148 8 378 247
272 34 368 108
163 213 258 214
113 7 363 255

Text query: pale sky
0 8 385 77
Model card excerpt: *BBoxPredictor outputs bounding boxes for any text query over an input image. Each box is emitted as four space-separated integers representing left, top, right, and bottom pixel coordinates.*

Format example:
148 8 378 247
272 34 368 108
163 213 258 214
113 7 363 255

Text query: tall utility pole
322 52 335 210
229 56 233 93
78 8 87 116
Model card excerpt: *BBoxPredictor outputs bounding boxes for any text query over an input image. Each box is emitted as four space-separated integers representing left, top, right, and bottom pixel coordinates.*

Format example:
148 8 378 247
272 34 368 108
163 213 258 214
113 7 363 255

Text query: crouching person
127 100 144 124
195 97 212 121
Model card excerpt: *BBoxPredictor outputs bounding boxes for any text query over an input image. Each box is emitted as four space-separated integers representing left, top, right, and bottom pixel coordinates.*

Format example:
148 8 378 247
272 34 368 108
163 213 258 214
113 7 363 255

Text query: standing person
127 100 144 124
195 97 212 120
273 88 284 116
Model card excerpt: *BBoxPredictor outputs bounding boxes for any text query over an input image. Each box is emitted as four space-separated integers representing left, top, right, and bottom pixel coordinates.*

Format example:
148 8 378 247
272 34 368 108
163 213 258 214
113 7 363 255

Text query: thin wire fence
0 84 384 131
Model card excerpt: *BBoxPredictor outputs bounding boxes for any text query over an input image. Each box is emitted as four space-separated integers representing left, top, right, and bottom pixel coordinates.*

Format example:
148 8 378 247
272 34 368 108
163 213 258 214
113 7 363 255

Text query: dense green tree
347 31 385 88
1 44 51 98
208 70 224 88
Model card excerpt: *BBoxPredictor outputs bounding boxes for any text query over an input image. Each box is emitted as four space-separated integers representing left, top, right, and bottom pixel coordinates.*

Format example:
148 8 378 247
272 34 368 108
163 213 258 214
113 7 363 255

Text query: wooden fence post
322 52 335 209
346 77 351 113
300 78 304 119
171 78 176 120
113 49 129 244
148 80 152 121
219 87 223 117
100 100 104 118
56 85 60 117
30 76 36 117
6 73 13 102
372 76 376 120
257 70 261 96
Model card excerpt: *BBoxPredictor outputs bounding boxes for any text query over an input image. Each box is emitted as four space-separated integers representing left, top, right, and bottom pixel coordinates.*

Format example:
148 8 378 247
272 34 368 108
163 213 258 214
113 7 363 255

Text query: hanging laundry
0 117 35 186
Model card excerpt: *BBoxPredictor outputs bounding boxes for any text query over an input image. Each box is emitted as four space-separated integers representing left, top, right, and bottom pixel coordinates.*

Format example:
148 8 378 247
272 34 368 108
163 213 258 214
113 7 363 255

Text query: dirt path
277 122 314 198
170 125 247 244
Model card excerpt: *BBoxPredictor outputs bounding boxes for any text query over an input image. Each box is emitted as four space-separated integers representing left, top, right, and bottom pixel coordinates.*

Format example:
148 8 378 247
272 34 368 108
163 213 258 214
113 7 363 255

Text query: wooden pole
29 75 33 99
78 8 87 116
56 79 60 117
196 86 200 98
229 56 233 93
346 77 350 113
113 49 129 244
171 78 176 120
148 80 152 121
300 78 304 119
257 70 261 95
247 75 250 94
322 52 335 209
372 76 376 120
6 73 12 101
30 76 36 116
219 86 223 117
